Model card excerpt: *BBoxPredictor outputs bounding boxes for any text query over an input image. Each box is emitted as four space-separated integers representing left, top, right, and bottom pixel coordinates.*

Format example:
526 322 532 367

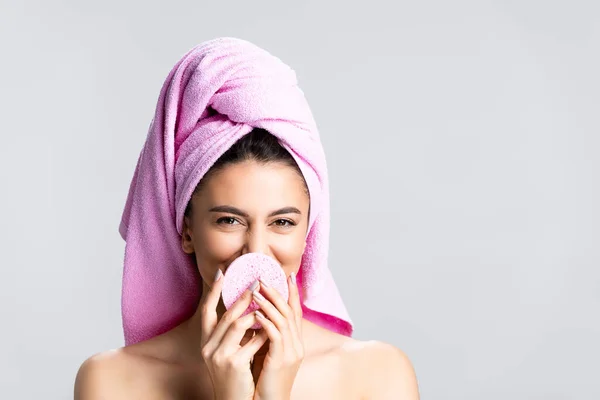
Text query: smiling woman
180 129 311 287
74 37 419 399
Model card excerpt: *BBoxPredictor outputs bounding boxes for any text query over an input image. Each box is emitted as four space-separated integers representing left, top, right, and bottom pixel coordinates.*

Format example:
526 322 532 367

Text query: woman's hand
251 272 305 400
200 271 269 400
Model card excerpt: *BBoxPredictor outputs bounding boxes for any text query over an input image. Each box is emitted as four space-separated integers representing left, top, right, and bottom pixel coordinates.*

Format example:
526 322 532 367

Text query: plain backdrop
1 0 599 399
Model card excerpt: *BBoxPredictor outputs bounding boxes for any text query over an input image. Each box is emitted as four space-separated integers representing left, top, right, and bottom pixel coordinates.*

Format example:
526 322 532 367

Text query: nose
243 225 269 255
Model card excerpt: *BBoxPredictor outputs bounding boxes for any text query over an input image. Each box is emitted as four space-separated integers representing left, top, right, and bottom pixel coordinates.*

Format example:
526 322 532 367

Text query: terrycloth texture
119 37 353 345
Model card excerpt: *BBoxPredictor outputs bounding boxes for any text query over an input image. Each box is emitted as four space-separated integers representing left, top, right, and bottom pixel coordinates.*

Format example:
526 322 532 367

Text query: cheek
196 228 242 261
271 231 307 274
191 225 244 285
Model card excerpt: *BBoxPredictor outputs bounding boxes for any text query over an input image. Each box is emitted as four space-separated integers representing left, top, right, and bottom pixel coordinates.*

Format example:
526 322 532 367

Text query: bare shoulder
340 339 420 400
74 349 132 400
74 344 169 400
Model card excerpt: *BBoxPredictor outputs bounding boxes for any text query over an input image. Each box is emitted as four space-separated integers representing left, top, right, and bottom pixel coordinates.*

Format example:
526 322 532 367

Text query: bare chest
145 354 363 400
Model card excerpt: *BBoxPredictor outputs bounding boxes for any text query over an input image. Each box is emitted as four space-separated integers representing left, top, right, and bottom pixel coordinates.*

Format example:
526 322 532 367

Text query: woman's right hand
200 269 268 400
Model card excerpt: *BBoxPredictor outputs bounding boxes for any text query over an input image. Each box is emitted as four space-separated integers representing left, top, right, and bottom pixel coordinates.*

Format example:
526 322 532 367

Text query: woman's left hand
251 272 304 400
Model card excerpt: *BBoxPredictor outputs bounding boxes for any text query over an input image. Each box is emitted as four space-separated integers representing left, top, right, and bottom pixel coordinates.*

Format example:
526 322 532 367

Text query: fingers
287 271 303 329
253 284 289 334
254 310 283 359
208 282 258 345
254 273 304 356
255 277 301 331
236 329 269 360
200 269 225 342
219 311 260 350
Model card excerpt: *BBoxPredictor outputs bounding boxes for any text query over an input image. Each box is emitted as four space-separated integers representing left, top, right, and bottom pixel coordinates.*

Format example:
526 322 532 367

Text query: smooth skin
74 160 420 399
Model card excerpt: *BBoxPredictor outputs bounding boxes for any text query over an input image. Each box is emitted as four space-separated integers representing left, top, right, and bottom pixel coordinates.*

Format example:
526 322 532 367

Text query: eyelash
274 219 296 227
216 217 238 225
216 217 296 227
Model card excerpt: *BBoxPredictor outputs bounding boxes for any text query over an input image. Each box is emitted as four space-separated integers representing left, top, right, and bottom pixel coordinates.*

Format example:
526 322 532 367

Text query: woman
75 38 419 399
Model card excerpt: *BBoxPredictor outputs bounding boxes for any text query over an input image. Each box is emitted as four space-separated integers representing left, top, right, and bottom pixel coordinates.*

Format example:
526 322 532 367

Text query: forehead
197 160 308 207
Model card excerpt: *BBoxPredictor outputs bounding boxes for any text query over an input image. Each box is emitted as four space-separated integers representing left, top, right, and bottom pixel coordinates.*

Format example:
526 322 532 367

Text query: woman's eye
274 219 295 227
216 217 238 225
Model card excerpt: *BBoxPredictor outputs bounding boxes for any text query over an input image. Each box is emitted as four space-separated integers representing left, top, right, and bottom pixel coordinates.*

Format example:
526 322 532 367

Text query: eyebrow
208 205 302 218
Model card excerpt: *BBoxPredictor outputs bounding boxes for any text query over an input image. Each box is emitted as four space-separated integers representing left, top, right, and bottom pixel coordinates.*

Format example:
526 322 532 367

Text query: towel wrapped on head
119 37 353 345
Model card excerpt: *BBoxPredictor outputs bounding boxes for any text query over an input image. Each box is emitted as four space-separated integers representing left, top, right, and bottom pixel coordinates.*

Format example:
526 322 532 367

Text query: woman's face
181 160 310 287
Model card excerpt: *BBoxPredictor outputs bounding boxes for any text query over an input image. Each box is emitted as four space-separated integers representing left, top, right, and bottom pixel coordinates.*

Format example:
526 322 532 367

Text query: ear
181 217 195 254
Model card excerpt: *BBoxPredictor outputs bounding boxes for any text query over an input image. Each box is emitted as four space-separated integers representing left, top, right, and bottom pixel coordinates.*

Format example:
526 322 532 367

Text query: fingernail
249 280 259 292
255 310 266 319
290 271 297 285
259 279 270 288
253 290 265 302
214 269 223 282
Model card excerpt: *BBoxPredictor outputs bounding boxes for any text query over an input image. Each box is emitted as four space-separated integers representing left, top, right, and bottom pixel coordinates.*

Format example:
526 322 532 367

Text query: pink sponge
222 253 289 329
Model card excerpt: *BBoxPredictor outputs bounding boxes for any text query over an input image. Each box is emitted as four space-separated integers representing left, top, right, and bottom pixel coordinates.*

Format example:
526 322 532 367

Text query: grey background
1 0 599 399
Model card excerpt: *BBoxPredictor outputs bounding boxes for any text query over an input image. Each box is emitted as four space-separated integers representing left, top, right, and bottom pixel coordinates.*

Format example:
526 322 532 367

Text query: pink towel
119 37 353 345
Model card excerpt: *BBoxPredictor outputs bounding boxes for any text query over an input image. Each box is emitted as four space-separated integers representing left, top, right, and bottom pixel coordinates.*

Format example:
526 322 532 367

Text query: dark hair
184 128 309 218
